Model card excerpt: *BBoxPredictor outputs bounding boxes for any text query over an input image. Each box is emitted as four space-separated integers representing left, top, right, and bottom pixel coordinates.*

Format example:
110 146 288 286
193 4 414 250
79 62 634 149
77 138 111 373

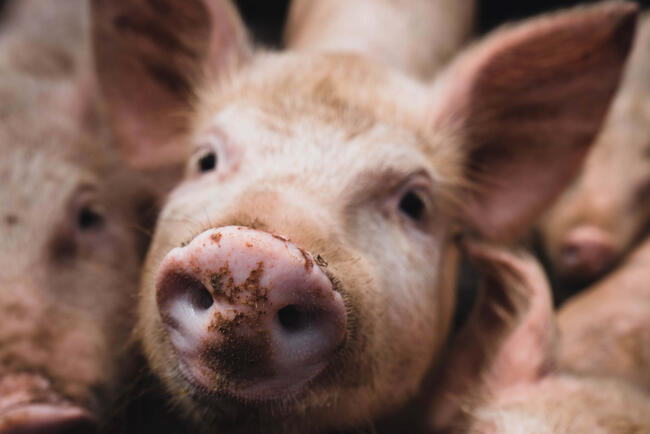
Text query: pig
427 240 650 433
0 0 155 432
538 11 650 290
90 0 637 432
284 0 476 79
556 234 650 392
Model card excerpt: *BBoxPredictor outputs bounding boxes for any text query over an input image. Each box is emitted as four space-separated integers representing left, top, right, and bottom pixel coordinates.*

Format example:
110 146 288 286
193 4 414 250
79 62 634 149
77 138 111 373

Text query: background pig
91 1 636 432
538 11 650 293
556 234 650 392
427 241 650 433
0 0 155 432
284 0 475 79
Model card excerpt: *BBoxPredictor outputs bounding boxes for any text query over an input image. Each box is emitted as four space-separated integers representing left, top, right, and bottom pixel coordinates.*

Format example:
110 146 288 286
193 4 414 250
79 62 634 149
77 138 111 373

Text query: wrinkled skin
557 234 650 392
539 11 650 291
91 1 637 433
0 1 154 431
428 242 650 434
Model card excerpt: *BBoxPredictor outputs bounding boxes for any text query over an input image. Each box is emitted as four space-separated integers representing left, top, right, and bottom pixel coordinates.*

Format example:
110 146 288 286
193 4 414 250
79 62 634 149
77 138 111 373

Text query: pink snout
558 225 617 281
156 226 346 399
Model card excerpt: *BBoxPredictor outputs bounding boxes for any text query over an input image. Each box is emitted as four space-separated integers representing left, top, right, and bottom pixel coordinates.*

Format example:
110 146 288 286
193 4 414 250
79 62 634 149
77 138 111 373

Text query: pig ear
428 239 557 431
431 3 638 241
91 0 250 170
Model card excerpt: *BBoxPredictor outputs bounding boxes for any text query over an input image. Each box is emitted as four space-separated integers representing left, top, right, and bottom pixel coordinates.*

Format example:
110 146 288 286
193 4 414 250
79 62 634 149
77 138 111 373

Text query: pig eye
77 205 104 230
399 190 426 221
198 151 217 172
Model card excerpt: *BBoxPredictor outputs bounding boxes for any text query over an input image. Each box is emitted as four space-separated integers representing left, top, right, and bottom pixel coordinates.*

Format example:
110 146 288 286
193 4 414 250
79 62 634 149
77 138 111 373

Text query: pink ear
92 0 250 170
427 240 557 431
431 2 638 241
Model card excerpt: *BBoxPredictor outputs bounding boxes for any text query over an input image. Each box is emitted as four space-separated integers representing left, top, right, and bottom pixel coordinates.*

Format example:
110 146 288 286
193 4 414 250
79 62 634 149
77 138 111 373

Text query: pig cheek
137 236 187 387
47 317 109 402
137 187 228 354
363 230 448 401
0 295 106 404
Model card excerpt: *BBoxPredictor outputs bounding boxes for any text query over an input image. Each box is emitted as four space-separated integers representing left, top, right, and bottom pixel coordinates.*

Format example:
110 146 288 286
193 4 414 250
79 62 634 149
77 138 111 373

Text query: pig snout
156 226 346 398
0 374 95 434
557 225 617 281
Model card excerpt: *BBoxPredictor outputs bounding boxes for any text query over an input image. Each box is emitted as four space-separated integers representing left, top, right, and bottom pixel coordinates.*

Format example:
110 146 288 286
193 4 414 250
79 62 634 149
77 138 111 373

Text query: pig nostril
188 282 214 311
277 305 309 332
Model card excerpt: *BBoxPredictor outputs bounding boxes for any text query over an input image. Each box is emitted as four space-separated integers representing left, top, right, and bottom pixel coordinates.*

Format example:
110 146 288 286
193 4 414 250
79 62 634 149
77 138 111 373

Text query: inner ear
430 2 638 241
92 0 250 173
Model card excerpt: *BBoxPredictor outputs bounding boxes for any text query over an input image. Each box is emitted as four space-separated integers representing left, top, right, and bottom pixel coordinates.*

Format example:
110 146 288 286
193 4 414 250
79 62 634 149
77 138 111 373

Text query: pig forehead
1 148 89 222
199 104 436 186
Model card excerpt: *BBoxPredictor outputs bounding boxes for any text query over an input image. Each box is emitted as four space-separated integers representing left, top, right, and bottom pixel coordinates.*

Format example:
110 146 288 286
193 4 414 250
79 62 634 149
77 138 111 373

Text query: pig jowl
91 0 638 432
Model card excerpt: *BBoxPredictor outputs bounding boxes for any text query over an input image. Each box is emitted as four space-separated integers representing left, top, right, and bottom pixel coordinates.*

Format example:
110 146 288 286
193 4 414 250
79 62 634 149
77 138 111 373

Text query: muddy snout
156 226 346 398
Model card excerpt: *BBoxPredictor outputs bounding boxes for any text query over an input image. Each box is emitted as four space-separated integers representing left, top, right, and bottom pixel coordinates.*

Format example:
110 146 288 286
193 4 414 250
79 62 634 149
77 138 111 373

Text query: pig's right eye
399 191 426 221
77 205 105 230
198 151 217 172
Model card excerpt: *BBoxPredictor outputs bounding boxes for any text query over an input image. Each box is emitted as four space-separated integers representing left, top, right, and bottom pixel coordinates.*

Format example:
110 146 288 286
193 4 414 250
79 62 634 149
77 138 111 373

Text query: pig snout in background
91 0 636 433
428 241 650 433
556 234 650 393
0 0 158 432
537 11 650 298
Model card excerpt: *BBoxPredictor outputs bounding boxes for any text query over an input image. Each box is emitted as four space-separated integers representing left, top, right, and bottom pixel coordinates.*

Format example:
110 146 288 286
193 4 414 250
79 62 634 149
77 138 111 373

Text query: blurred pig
284 0 475 79
538 11 650 289
427 241 650 433
0 0 155 432
91 1 636 433
557 234 650 392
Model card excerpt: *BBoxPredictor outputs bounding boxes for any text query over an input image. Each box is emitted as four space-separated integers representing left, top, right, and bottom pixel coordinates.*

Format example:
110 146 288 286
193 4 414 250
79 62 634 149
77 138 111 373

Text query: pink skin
156 226 346 401
89 0 638 431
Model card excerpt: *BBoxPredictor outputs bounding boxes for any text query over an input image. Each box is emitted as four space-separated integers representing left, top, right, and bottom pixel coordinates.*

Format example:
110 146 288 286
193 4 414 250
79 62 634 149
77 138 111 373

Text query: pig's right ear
91 0 250 171
427 240 557 431
430 2 638 242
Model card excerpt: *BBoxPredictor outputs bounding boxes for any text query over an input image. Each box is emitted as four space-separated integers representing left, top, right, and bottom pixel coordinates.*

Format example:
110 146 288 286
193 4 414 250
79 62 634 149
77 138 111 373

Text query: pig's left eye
198 151 217 172
77 205 105 230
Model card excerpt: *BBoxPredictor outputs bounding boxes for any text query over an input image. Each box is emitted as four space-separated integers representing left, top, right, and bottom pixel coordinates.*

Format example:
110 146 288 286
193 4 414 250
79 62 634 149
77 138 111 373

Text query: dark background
0 1 646 45
232 0 650 47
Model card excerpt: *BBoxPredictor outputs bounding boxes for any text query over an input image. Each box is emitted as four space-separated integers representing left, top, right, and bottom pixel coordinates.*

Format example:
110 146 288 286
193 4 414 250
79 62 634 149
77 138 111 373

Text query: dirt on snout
203 311 273 383
202 262 274 383
209 262 269 310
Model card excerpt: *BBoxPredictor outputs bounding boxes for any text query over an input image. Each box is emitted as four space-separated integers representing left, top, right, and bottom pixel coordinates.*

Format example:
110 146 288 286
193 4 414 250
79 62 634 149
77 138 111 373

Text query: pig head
91 1 637 432
427 240 650 433
0 0 155 432
539 11 650 288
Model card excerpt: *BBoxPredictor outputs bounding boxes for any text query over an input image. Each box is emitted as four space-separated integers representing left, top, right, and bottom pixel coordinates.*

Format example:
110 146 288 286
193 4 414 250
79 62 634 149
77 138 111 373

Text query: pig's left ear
431 2 638 241
427 240 557 431
91 0 250 171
